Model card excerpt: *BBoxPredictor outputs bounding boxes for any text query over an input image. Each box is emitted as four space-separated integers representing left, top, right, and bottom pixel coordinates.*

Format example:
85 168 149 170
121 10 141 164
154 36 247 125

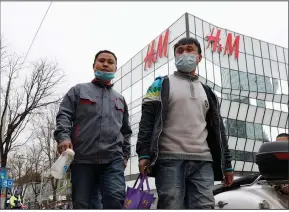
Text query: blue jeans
91 186 103 209
155 160 215 209
71 158 125 209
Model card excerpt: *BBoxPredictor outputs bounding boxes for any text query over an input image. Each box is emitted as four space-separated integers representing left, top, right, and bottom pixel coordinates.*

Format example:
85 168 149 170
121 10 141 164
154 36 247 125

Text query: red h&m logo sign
206 28 240 59
144 29 169 69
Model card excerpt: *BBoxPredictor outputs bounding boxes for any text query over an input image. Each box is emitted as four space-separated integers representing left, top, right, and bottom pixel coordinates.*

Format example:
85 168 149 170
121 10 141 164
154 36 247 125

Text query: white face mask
175 54 198 73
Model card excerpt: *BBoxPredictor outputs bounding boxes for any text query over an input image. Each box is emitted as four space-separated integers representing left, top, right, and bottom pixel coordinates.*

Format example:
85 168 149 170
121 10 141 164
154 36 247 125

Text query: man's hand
57 140 73 154
223 171 234 187
138 159 150 176
123 159 128 170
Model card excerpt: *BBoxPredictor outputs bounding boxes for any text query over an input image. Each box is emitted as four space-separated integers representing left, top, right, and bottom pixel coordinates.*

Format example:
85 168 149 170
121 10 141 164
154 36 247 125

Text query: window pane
265 77 273 93
263 109 273 125
228 119 238 137
260 41 269 59
238 103 248 121
122 61 132 76
246 54 255 74
195 17 203 37
252 39 261 57
189 15 196 34
256 75 266 92
237 120 246 138
229 54 238 70
220 53 229 69
254 56 263 75
228 102 239 119
284 48 288 64
239 72 249 90
238 53 247 72
279 112 288 128
262 59 272 77
271 61 279 79
236 138 246 151
272 78 282 94
122 72 131 90
246 105 257 122
132 51 142 69
262 125 271 142
220 99 230 118
115 68 122 81
281 80 288 95
276 46 285 63
254 123 263 140
255 107 265 124
214 64 222 87
278 62 287 79
271 111 281 127
269 44 277 61
221 68 231 88
230 70 240 90
131 80 142 102
122 87 131 104
244 36 253 55
248 73 257 92
132 64 143 84
246 122 255 139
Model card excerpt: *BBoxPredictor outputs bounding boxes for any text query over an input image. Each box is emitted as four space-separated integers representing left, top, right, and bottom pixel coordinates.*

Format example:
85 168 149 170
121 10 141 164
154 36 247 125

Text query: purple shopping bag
123 174 154 209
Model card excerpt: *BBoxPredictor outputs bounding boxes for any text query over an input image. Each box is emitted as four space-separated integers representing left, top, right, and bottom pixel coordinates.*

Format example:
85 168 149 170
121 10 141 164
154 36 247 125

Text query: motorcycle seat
213 173 262 195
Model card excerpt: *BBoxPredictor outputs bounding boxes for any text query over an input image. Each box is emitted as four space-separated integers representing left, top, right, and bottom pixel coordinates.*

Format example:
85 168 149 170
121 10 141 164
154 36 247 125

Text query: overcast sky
1 1 288 91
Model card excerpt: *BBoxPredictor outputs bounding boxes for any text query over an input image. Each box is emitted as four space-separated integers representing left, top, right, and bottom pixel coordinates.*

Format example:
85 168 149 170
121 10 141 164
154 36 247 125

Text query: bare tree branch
0 40 64 167
32 103 60 201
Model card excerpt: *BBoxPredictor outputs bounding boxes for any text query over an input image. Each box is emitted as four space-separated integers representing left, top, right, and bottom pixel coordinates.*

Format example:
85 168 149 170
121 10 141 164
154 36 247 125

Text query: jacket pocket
78 93 99 115
113 98 124 123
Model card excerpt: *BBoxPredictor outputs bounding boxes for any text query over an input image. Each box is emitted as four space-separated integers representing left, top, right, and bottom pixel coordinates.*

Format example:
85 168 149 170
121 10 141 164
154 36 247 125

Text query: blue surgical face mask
94 70 115 81
175 54 198 73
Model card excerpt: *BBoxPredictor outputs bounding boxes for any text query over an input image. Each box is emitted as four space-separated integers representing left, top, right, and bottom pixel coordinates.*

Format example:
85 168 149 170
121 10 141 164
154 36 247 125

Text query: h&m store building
112 13 288 184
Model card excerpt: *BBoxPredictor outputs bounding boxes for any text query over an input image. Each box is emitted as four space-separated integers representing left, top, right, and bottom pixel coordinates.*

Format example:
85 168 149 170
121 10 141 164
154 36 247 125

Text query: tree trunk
1 153 7 167
53 189 57 202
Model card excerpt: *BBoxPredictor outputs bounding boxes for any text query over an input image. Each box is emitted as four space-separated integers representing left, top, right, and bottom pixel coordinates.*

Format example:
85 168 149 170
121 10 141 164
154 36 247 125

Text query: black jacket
136 73 232 181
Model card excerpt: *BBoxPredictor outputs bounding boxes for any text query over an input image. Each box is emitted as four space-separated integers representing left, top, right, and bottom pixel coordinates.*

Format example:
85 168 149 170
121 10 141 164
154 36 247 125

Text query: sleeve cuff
139 155 150 161
224 168 234 172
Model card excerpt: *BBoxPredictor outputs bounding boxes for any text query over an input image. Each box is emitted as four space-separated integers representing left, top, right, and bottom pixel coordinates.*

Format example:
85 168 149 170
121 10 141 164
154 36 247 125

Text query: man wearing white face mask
136 37 234 209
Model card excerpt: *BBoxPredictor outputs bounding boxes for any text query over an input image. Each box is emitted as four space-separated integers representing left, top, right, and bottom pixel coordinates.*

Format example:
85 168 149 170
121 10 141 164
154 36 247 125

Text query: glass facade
112 13 288 178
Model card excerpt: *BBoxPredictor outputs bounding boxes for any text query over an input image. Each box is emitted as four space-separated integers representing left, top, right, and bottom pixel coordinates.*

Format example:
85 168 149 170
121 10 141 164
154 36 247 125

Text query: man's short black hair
173 37 202 55
94 50 117 64
277 133 289 138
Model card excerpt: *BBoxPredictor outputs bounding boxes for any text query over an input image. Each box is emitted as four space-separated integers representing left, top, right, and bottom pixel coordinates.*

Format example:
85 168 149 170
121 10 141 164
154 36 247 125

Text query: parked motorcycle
214 140 288 209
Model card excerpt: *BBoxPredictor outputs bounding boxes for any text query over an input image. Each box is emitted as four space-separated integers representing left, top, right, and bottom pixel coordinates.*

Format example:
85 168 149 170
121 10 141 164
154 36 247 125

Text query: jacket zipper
151 82 164 166
211 91 225 176
98 87 106 162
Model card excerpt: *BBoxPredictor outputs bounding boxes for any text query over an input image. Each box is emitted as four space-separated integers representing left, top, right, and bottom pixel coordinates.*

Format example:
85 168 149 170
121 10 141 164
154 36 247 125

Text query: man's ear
198 54 203 63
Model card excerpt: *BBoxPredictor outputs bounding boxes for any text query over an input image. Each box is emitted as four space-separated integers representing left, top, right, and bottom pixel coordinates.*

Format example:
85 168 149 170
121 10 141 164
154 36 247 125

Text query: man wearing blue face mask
137 37 234 209
54 50 132 209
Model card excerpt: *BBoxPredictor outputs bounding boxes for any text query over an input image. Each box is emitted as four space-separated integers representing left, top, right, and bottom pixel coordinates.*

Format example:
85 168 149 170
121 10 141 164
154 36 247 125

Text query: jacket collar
174 71 199 81
91 78 114 89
